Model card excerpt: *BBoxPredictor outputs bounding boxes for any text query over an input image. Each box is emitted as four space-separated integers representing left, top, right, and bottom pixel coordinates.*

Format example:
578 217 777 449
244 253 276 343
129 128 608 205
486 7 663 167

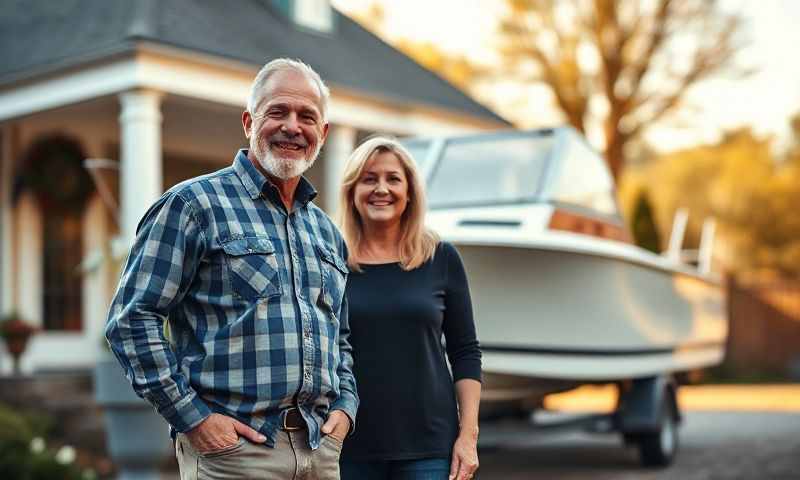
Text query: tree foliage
497 0 747 180
393 39 489 92
346 1 490 94
634 127 800 278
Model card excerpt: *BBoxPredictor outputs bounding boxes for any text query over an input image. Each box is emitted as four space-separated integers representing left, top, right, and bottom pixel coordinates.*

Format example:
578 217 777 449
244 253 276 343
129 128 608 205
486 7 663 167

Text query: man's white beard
251 134 321 180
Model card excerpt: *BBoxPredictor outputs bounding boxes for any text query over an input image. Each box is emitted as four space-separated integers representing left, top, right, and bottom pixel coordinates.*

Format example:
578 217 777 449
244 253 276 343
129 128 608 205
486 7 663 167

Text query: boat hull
451 242 727 404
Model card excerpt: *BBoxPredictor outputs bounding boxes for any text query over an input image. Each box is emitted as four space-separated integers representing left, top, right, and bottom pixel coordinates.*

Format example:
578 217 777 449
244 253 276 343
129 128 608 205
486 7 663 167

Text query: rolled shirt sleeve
105 191 212 432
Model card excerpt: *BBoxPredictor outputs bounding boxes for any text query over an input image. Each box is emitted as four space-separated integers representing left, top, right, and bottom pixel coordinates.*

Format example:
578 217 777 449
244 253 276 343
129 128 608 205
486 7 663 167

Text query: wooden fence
724 276 800 379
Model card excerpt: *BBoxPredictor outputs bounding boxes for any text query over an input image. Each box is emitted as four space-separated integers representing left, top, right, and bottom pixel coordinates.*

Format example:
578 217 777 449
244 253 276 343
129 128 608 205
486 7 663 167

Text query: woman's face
353 151 409 230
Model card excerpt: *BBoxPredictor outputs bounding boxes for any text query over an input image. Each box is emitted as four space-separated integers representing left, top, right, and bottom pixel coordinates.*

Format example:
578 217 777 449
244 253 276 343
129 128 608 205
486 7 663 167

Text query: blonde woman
337 136 482 480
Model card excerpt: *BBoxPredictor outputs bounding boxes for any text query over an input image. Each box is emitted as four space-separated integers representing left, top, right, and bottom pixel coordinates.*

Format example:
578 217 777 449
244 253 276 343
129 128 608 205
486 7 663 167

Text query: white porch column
119 90 163 242
323 125 357 216
0 125 15 315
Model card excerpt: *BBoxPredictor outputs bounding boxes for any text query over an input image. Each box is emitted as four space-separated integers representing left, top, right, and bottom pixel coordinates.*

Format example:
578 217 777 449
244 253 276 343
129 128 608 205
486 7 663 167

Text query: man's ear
321 122 329 143
242 110 253 139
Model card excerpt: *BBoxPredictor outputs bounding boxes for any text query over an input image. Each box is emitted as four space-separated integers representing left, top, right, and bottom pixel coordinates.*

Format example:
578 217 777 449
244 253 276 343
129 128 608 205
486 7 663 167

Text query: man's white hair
247 58 330 121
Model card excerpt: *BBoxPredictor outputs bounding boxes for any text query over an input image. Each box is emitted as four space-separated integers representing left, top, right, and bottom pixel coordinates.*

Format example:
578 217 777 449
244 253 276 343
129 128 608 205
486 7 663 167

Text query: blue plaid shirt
105 150 358 449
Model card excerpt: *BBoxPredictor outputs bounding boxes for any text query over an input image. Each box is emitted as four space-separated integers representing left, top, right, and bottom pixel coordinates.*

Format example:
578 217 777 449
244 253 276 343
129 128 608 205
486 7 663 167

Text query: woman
336 136 482 480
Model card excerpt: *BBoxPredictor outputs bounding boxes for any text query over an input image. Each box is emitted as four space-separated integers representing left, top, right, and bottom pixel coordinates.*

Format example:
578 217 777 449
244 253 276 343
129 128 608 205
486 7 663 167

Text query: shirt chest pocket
221 237 283 301
316 244 348 316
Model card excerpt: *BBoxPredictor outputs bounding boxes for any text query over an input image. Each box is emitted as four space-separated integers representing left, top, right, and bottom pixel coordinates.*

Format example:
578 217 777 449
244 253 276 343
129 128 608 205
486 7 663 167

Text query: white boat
403 128 727 465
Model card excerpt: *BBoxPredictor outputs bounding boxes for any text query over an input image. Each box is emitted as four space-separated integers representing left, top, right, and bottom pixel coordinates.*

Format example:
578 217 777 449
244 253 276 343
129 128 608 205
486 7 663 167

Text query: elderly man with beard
105 58 357 479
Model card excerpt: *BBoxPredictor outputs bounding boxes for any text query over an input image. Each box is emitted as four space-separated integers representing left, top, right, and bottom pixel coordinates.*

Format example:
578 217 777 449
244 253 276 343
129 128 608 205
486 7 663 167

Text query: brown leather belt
280 407 306 431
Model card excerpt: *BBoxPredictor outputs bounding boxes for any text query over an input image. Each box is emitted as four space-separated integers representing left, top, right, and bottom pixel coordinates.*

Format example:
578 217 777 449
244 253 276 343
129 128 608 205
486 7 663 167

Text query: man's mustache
268 133 308 147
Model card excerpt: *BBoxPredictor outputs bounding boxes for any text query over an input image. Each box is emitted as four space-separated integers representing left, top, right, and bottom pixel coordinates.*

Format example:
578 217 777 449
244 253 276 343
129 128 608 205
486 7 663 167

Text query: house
0 0 509 373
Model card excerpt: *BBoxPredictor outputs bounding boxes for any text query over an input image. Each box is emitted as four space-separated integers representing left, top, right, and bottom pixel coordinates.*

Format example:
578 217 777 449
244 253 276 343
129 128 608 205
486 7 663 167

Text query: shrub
0 403 90 480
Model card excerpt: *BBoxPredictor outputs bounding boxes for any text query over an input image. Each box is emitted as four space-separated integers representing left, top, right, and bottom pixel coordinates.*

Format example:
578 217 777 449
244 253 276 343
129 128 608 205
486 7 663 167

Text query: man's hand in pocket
186 413 266 454
321 410 350 442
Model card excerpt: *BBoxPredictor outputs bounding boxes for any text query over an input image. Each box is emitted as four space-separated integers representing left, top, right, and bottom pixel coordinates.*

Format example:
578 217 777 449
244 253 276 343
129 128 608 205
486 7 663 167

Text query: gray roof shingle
0 0 508 124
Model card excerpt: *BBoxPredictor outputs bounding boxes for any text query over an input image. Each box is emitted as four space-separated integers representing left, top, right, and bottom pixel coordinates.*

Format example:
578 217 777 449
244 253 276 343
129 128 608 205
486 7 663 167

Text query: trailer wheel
636 402 679 467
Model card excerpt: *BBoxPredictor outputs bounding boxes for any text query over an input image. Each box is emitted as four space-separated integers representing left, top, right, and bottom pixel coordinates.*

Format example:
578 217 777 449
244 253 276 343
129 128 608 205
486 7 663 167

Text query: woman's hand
451 379 481 479
449 428 479 480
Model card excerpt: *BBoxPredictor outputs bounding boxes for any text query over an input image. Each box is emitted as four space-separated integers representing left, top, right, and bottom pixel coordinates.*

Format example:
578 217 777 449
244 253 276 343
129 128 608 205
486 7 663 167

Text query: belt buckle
282 407 303 432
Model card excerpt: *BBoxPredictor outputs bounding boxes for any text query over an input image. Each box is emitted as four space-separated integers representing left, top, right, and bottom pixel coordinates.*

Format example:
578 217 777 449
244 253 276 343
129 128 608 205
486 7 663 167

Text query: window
293 0 334 33
42 210 83 331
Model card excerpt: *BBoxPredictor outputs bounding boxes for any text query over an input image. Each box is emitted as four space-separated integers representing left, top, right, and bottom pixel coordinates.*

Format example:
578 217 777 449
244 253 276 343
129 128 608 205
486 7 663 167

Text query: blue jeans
341 457 450 480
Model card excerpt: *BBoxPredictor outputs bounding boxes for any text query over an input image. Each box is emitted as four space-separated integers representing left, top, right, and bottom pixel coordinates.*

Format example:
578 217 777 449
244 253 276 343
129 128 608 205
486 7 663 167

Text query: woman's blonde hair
337 136 439 272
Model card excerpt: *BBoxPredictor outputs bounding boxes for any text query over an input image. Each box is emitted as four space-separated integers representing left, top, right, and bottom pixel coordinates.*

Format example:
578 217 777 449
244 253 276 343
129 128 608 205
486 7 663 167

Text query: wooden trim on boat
548 208 632 243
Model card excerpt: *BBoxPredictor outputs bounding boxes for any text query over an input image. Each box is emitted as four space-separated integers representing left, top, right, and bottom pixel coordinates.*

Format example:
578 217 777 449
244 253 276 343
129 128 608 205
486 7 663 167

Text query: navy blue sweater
341 242 482 461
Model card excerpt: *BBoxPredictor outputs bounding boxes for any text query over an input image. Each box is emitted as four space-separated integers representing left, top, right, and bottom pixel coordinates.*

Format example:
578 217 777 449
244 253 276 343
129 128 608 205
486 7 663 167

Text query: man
106 58 357 479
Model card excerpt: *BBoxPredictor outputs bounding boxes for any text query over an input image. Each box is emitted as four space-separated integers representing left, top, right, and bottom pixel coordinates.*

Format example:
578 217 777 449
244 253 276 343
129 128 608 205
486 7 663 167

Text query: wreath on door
14 135 94 213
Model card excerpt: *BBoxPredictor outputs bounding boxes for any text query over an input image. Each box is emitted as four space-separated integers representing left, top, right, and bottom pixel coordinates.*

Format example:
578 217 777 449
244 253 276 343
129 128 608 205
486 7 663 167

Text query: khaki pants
175 430 342 480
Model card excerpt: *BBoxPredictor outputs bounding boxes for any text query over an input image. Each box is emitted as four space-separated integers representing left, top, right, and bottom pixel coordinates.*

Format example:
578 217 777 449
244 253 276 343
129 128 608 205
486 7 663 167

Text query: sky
331 0 800 153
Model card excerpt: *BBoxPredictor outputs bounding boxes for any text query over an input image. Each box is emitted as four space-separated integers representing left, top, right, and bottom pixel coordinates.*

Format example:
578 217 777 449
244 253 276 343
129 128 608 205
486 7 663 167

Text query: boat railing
666 208 716 276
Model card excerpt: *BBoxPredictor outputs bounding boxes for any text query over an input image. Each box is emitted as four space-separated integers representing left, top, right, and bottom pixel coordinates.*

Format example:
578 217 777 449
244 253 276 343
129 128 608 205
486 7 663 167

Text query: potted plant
0 313 37 375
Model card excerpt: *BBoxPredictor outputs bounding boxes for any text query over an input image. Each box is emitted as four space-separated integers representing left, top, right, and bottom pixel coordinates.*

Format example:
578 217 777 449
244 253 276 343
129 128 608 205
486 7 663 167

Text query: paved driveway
477 385 800 480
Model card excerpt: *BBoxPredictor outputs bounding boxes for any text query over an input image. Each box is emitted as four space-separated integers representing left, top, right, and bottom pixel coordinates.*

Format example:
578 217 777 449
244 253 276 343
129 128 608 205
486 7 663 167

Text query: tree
630 189 661 253
497 0 746 180
345 0 386 33
642 127 800 278
345 1 490 94
787 112 800 165
393 39 489 92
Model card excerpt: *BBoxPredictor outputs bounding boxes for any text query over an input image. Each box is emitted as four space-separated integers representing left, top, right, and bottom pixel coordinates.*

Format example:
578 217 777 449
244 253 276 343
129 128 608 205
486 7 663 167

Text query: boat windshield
550 136 619 216
402 139 434 171
427 133 553 209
